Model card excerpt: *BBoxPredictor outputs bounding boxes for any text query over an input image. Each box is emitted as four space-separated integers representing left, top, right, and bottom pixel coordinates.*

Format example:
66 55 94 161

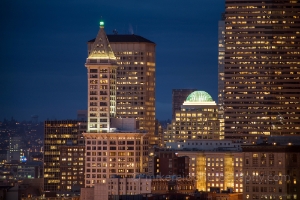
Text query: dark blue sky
0 0 224 121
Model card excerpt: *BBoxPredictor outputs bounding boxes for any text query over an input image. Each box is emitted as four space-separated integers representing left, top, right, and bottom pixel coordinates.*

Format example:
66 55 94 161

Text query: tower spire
86 19 116 63
85 19 117 133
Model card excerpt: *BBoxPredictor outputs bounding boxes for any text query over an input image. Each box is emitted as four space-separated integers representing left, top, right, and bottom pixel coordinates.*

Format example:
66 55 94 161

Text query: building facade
165 139 242 151
86 21 118 133
223 0 300 142
176 151 243 193
59 146 85 192
164 91 221 144
87 34 156 139
108 35 156 138
83 132 149 188
148 150 189 177
242 145 300 199
7 137 23 163
151 178 196 195
43 120 86 192
149 149 243 193
108 176 151 196
83 21 151 189
81 176 151 200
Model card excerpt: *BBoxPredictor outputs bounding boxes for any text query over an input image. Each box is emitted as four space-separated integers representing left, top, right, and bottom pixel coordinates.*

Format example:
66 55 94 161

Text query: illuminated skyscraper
164 91 221 143
83 21 150 188
108 35 156 138
88 34 156 140
223 0 300 142
86 21 117 133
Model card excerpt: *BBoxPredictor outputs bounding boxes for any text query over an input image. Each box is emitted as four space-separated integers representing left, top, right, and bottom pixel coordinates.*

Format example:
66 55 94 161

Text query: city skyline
0 0 224 121
2 0 300 198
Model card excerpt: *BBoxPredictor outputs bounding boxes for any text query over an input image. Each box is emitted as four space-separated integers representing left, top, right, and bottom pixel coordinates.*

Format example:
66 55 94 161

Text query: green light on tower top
100 21 104 26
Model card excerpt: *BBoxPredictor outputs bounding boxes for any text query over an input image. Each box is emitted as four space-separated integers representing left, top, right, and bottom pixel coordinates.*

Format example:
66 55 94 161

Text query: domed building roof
186 91 213 102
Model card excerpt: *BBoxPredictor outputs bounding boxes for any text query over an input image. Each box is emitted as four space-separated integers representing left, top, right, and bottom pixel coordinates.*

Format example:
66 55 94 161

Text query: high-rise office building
172 89 197 120
86 21 117 133
164 91 221 143
83 21 150 188
223 0 300 142
109 35 156 137
44 120 86 192
88 34 156 139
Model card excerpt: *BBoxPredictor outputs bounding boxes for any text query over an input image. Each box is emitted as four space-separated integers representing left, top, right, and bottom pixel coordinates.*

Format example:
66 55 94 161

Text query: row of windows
116 56 144 61
61 157 84 161
114 51 145 55
175 118 218 122
86 152 139 156
60 162 84 166
61 181 83 185
86 146 136 150
61 175 84 180
86 140 137 145
86 169 136 174
89 69 116 73
117 61 145 65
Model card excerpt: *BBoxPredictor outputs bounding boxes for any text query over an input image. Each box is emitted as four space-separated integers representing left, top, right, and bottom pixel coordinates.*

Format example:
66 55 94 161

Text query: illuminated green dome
186 91 213 102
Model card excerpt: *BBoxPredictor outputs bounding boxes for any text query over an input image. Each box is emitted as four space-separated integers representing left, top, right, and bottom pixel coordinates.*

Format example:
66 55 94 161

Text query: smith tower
223 0 300 142
83 20 150 188
88 34 156 142
85 21 117 133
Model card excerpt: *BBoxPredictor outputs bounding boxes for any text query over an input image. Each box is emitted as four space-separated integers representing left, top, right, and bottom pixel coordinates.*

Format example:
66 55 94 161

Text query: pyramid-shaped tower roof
86 20 117 65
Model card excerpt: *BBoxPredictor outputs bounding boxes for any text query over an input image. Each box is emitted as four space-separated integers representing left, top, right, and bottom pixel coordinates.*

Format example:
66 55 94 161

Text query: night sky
0 0 225 121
